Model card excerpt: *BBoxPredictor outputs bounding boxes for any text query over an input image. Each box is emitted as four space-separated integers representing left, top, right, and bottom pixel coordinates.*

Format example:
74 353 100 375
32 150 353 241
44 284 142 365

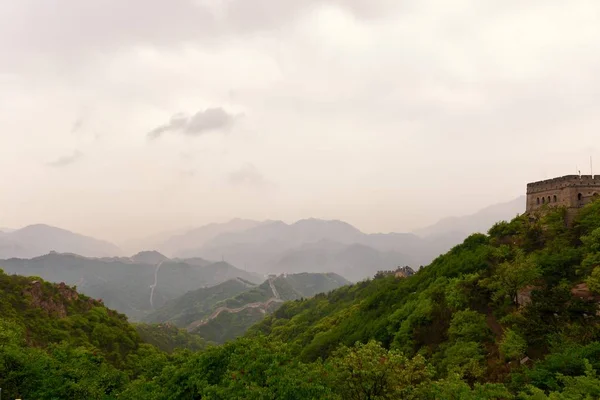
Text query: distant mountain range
0 224 122 259
1 196 526 281
0 251 262 321
413 196 525 238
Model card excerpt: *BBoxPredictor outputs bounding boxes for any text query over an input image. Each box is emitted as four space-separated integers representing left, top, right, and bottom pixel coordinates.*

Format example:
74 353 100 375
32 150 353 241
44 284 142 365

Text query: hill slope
0 269 208 399
0 268 141 365
143 278 255 326
250 201 600 375
121 199 600 399
147 272 350 343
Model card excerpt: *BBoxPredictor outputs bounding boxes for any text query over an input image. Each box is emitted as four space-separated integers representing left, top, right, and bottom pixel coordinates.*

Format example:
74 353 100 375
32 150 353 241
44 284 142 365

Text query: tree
448 309 491 343
439 341 486 382
420 373 512 400
482 250 540 307
327 340 433 400
586 266 600 294
580 228 600 276
499 329 526 362
519 360 600 399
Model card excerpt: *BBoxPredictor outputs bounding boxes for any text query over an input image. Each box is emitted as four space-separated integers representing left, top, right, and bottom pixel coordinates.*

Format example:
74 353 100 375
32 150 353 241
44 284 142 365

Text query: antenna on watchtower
591 156 594 179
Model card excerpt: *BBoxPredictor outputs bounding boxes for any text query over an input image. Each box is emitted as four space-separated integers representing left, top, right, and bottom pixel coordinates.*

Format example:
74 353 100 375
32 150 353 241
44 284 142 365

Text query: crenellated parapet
526 175 600 214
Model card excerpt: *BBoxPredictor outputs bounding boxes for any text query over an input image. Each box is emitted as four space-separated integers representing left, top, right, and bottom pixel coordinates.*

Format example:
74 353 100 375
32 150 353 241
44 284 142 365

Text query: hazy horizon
2 1 599 242
2 195 525 247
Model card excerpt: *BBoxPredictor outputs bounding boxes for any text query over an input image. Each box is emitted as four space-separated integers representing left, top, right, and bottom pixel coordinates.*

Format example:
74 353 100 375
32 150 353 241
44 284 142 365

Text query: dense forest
2 201 600 398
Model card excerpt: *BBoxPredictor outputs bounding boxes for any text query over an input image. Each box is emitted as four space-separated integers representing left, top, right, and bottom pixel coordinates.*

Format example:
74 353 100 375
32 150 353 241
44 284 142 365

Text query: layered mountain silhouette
0 224 122 259
0 251 262 321
149 197 525 281
152 218 268 257
1 197 525 282
413 196 525 238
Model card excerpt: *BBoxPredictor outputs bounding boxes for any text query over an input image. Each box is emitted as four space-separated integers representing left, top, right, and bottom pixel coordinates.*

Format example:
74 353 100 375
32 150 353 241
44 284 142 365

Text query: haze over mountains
0 224 122 259
1 196 526 282
413 195 525 239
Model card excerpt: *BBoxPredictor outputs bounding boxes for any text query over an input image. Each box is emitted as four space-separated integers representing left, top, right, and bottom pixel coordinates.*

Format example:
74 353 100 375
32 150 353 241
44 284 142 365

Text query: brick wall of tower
526 175 600 213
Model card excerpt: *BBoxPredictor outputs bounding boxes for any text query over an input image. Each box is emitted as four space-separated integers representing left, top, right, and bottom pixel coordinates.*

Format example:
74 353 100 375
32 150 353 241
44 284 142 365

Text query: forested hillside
147 273 350 343
245 201 600 392
3 201 600 399
144 278 256 326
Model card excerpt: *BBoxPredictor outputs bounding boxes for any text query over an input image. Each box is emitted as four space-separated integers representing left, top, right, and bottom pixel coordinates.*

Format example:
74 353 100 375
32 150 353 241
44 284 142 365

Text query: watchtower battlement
526 175 600 213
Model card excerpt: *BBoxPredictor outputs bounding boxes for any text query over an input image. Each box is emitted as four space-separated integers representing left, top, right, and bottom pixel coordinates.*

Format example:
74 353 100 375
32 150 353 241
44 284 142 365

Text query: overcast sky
1 0 599 242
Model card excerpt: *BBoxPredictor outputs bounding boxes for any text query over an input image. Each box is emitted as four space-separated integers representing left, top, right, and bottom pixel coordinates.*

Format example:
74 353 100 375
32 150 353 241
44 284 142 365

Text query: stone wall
526 175 600 212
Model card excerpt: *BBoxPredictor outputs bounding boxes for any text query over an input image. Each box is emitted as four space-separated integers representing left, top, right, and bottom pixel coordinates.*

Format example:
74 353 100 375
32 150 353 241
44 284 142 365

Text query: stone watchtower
526 175 600 217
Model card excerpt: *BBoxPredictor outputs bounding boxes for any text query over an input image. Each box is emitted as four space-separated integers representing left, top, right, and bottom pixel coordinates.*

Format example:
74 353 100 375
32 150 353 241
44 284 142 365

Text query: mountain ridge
0 251 262 321
147 272 350 343
0 224 122 259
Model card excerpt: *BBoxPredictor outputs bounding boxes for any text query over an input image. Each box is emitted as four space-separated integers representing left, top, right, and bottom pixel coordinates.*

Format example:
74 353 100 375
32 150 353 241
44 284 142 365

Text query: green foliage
580 228 600 276
573 198 600 236
194 305 268 343
327 340 432 400
448 309 492 343
586 266 600 294
0 255 262 321
146 273 349 344
519 360 600 399
500 329 527 361
512 342 600 392
439 341 486 381
0 270 141 367
421 374 513 399
134 323 207 353
143 278 252 326
481 250 540 307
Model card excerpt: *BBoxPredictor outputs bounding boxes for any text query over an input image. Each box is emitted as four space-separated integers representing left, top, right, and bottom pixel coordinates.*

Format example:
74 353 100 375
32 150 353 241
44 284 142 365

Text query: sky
1 0 599 243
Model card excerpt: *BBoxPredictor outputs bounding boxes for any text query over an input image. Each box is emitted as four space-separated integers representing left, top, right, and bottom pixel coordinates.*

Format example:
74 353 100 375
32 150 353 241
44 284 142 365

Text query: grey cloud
70 117 83 134
0 0 396 68
148 108 236 139
228 164 271 188
46 151 83 167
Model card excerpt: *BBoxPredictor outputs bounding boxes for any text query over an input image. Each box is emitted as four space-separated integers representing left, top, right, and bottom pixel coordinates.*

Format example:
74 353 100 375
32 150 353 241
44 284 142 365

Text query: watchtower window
578 193 583 201
537 197 540 205
547 196 551 204
553 195 557 203
542 197 546 204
